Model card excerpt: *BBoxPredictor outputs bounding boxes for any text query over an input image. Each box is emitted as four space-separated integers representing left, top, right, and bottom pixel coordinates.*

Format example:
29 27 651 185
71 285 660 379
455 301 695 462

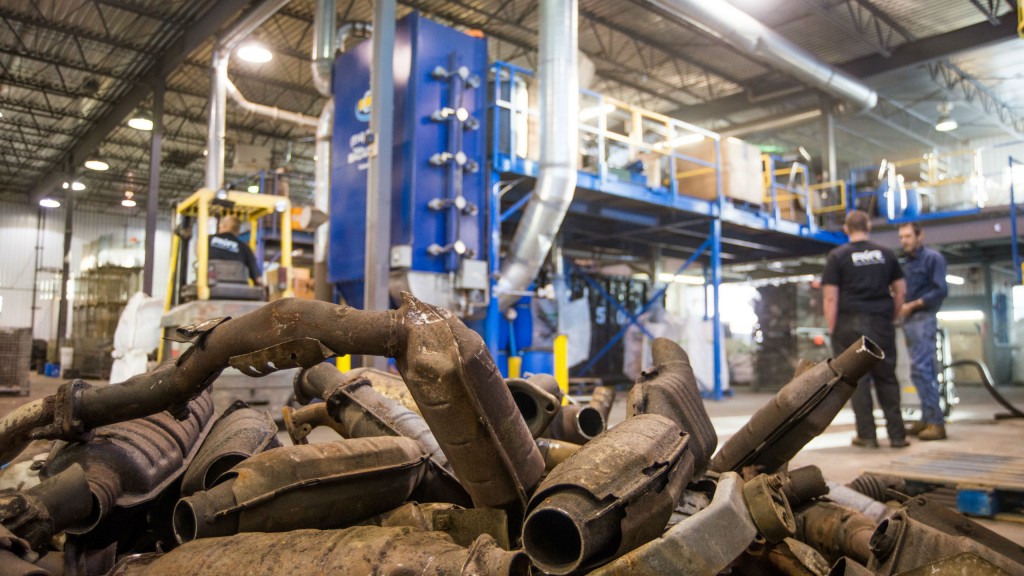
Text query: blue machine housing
329 13 488 307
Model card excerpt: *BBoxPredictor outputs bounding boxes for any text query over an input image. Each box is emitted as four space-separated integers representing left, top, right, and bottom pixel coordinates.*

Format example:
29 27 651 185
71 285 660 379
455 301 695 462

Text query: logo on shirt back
851 249 885 266
211 236 240 254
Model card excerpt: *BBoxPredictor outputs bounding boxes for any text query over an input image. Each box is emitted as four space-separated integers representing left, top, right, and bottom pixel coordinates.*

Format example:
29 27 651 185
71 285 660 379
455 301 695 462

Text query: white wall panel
0 202 172 341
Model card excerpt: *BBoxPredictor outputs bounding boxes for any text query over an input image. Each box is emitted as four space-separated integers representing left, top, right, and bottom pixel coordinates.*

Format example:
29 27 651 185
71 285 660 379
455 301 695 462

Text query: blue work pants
903 313 943 425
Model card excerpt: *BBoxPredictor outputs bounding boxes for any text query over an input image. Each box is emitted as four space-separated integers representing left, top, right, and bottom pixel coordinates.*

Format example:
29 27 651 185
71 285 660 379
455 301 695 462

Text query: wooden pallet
864 449 1024 518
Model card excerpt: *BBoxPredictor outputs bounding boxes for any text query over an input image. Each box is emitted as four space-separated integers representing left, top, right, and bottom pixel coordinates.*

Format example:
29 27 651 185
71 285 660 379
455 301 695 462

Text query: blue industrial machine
330 13 489 317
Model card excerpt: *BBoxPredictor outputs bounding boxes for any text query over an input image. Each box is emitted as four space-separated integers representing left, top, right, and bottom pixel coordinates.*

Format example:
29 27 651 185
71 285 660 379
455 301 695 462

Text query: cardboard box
673 137 763 206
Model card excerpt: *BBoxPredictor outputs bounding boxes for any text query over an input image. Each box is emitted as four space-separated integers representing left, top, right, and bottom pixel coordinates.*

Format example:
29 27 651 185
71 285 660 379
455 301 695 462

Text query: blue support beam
1012 157 1022 284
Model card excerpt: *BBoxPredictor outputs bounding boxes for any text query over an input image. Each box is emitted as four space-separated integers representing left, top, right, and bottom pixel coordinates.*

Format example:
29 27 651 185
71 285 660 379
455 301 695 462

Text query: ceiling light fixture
945 274 965 285
935 101 958 132
71 181 86 191
121 191 136 208
39 198 61 208
84 159 109 171
237 41 273 63
128 113 154 131
247 184 260 193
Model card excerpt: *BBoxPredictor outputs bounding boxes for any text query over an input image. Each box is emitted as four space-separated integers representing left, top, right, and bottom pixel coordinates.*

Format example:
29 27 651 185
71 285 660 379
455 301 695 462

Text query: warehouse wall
970 136 1024 207
0 201 172 341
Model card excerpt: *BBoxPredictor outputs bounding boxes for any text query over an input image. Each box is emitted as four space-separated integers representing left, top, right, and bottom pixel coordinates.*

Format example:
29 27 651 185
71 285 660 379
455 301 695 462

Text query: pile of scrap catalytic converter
0 294 1021 575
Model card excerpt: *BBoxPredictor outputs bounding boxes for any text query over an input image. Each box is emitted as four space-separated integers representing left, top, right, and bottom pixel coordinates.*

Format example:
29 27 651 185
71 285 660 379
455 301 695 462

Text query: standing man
823 210 908 448
897 222 949 440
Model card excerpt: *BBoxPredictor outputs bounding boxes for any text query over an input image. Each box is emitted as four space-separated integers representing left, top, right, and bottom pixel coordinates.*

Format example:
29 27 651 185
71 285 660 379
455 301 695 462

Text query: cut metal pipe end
543 403 605 445
507 378 561 439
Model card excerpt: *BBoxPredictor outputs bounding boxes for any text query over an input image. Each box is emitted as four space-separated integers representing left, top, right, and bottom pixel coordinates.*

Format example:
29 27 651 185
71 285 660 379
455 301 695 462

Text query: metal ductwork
224 79 320 128
205 0 297 190
314 98 334 301
496 0 578 311
312 0 335 97
644 0 877 113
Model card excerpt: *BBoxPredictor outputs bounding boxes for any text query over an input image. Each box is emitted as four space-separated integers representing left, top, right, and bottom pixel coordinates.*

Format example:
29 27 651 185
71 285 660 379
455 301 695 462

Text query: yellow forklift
160 188 295 416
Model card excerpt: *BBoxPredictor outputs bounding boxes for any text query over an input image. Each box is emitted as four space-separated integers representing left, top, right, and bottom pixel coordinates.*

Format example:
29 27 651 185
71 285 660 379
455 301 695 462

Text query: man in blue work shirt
897 222 949 441
823 210 908 448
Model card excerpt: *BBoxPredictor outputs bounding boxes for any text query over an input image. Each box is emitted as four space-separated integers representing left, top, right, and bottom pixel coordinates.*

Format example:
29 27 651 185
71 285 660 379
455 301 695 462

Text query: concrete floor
3 373 1024 545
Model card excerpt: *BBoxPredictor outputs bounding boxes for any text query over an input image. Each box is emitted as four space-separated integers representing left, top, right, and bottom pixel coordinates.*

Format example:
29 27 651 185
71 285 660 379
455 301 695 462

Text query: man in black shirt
209 215 263 285
822 210 907 448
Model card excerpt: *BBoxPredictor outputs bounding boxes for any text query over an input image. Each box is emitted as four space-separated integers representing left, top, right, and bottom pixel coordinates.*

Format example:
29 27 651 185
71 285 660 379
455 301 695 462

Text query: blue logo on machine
355 90 372 122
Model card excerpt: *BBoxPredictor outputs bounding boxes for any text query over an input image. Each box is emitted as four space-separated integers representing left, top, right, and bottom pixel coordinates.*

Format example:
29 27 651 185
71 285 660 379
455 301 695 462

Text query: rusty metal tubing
868 508 1024 575
829 557 874 576
589 472 758 576
507 377 561 439
846 473 905 503
0 294 544 515
173 437 428 543
281 402 347 444
522 414 691 574
0 525 48 576
710 336 883 473
628 338 717 474
780 466 828 508
41 390 215 535
294 365 421 415
323 369 471 506
587 385 616 422
180 403 280 497
536 438 581 471
543 403 605 445
109 527 530 576
0 463 92 552
795 501 877 565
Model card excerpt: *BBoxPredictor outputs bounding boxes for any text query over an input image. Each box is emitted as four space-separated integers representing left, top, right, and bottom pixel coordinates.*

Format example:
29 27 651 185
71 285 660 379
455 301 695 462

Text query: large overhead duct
644 0 877 113
496 0 578 310
205 0 296 190
224 79 319 128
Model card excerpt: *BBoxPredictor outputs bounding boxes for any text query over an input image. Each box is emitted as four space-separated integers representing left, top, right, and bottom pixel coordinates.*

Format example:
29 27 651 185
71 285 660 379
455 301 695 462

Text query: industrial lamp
128 113 153 131
84 159 109 171
121 191 136 208
39 198 61 208
935 102 958 132
237 41 273 63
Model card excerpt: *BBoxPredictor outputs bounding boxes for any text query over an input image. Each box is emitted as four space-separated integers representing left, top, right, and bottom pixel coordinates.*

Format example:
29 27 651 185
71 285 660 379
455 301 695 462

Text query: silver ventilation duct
496 0 579 311
644 0 877 113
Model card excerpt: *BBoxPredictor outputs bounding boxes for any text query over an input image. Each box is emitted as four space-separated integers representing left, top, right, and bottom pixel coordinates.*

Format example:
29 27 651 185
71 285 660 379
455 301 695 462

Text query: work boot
906 421 927 436
890 438 910 448
851 437 879 448
918 424 947 441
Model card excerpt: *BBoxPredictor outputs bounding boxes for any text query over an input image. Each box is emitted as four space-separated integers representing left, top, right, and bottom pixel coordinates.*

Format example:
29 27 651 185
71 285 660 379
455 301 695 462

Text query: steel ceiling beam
926 59 1024 138
25 0 252 202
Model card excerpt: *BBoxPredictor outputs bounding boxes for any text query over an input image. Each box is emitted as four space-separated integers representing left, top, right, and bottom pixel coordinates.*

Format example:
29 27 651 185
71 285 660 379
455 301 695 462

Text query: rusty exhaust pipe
543 403 605 445
507 377 561 439
535 438 581 471
40 390 214 535
710 336 883 473
281 402 346 445
294 365 421 415
173 437 428 543
180 402 280 496
522 414 691 574
628 338 717 474
0 294 543 515
0 463 92 552
587 385 616 422
795 501 876 565
109 527 530 576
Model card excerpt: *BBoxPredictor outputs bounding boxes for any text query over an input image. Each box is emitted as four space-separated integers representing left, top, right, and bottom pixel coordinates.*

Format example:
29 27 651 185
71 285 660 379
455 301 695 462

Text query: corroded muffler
628 338 717 474
590 472 759 575
710 336 883 473
522 414 690 574
180 401 280 496
41 390 215 535
0 463 92 551
109 527 530 576
0 294 543 516
173 437 427 542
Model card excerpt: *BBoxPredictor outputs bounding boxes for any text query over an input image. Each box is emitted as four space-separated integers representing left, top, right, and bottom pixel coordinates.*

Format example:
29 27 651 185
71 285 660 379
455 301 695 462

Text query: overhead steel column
364 0 396 369
56 193 73 359
143 80 164 296
821 101 836 182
